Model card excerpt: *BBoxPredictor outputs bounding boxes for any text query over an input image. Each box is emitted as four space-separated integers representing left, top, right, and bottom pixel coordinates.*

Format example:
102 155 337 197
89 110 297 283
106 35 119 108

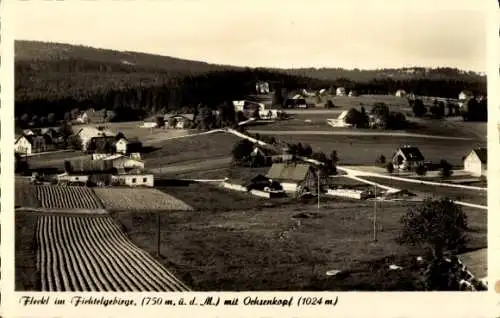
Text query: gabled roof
469 148 487 164
15 135 32 145
395 146 424 161
165 113 195 121
266 163 314 182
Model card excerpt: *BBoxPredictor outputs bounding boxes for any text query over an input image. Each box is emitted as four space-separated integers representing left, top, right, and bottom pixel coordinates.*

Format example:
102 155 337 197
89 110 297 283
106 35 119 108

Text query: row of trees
409 97 487 122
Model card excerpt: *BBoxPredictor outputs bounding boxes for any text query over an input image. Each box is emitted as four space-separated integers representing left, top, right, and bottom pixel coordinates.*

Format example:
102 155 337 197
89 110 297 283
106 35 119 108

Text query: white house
140 122 158 129
459 90 474 101
14 135 32 155
336 87 347 96
111 174 154 187
395 89 407 97
326 110 352 128
76 126 116 151
463 148 487 177
115 138 128 154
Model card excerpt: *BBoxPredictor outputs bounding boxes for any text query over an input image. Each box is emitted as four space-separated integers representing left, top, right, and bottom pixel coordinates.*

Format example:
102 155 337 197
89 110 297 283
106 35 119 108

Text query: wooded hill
15 40 486 123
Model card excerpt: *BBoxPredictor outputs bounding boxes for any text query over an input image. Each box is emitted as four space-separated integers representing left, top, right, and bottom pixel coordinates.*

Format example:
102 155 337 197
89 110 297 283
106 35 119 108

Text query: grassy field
111 201 486 291
15 178 42 208
15 212 39 290
362 176 487 206
258 134 481 166
142 132 240 169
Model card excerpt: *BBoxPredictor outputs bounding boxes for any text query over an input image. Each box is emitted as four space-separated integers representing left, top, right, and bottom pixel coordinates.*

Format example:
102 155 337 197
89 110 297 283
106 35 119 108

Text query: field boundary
338 167 487 192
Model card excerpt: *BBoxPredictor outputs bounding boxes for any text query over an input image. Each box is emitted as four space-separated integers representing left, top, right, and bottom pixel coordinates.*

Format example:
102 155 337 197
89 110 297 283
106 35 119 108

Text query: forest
15 41 487 127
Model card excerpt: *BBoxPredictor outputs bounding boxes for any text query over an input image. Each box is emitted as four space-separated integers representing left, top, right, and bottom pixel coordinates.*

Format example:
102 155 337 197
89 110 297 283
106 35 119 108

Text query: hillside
15 40 487 126
15 40 236 73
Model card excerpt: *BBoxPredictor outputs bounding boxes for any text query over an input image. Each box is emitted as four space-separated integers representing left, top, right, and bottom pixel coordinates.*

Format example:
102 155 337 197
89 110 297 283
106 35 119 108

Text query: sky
10 0 492 72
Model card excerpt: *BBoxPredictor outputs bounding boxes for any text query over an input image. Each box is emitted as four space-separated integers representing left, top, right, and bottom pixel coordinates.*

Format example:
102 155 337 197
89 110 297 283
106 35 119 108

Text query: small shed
463 148 487 177
392 145 425 171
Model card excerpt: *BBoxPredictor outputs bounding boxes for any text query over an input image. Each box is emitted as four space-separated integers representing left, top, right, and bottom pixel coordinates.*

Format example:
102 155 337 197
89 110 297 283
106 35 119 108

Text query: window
132 178 136 183
75 177 79 181
143 178 147 183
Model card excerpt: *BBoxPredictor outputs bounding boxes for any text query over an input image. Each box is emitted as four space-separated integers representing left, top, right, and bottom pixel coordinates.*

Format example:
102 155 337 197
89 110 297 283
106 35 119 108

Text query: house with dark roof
392 145 425 171
463 148 487 177
266 162 319 193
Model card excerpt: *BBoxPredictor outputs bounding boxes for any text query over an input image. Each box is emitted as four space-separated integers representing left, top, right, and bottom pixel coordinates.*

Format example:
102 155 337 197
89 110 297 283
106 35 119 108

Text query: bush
415 164 427 176
412 99 426 117
439 160 453 178
386 163 394 174
377 155 386 165
325 100 335 109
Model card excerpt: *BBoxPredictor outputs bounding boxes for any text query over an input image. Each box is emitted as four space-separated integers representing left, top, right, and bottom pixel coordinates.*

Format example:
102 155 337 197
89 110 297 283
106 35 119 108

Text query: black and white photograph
12 0 489 294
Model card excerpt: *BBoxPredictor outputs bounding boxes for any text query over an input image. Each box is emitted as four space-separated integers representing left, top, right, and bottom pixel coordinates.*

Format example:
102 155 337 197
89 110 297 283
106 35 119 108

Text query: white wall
15 137 32 155
281 182 298 192
113 174 154 187
464 155 483 177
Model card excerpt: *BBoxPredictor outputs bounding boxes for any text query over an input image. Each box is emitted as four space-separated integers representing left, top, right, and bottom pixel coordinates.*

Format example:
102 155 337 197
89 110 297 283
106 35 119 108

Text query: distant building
14 135 32 155
255 81 270 94
392 145 425 171
348 90 358 97
459 90 474 101
336 87 347 96
164 114 195 129
112 174 154 187
326 110 352 128
395 89 407 97
76 108 108 124
266 162 319 194
463 148 487 177
76 126 116 151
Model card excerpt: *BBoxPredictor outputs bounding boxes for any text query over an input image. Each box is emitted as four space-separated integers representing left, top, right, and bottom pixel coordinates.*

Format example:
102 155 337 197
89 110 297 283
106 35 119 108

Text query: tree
232 139 254 162
325 100 335 109
330 150 339 164
272 86 284 107
398 198 468 290
344 108 368 128
167 117 177 128
303 144 313 157
377 154 386 165
59 121 73 139
412 99 426 117
415 164 427 176
251 109 260 119
47 113 56 124
67 134 83 150
399 198 468 258
156 116 166 128
439 160 453 178
386 162 394 174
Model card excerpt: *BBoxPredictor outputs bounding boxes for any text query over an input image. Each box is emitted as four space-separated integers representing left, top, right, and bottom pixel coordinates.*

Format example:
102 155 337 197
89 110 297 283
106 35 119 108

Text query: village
14 80 488 292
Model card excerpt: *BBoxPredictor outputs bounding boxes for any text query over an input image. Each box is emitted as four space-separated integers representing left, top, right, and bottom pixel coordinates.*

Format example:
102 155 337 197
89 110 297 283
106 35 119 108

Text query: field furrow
103 217 190 291
36 185 103 210
36 214 190 292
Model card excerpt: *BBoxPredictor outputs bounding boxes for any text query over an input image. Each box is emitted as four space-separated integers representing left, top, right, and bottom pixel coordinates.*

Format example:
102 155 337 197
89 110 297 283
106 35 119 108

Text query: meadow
111 201 486 291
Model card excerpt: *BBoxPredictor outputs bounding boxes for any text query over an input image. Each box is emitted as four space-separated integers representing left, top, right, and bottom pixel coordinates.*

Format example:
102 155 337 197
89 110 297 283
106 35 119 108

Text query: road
247 130 474 141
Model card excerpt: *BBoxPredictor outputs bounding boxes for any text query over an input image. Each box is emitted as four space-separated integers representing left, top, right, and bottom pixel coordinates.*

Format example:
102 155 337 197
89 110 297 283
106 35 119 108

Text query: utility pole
317 169 320 210
156 211 161 257
373 184 377 242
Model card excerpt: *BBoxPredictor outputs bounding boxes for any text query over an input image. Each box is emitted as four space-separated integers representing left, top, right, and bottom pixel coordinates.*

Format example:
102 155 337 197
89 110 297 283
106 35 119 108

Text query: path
247 129 474 141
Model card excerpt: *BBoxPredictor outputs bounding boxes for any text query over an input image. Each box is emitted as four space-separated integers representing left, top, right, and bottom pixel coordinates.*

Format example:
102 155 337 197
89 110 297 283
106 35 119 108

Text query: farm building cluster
15 127 63 155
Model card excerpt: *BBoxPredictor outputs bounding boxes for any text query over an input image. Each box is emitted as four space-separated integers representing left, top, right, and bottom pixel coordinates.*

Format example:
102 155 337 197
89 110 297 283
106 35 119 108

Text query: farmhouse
165 114 195 129
14 135 32 155
463 148 487 177
115 137 143 154
395 89 407 97
459 90 474 101
76 126 116 151
266 162 319 194
392 145 425 171
336 87 347 96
